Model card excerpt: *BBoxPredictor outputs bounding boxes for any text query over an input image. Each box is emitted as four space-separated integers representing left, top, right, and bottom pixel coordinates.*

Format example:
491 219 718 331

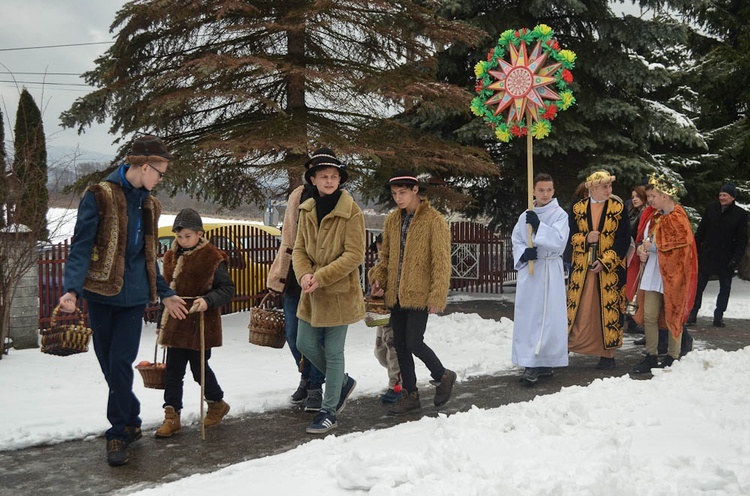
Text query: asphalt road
1 299 746 496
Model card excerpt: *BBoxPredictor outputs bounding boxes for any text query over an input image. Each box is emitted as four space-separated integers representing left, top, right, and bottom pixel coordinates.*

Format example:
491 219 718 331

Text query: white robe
511 198 570 367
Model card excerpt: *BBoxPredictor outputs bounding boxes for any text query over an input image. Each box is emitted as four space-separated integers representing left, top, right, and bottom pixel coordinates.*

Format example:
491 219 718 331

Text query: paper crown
584 170 616 188
648 173 679 198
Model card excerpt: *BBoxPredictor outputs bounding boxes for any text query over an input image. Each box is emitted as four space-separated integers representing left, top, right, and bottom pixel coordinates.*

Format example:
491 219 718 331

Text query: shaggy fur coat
369 198 451 312
292 190 365 327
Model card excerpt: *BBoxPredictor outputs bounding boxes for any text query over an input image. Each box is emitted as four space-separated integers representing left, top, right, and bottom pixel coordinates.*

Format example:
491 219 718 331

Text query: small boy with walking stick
155 208 235 438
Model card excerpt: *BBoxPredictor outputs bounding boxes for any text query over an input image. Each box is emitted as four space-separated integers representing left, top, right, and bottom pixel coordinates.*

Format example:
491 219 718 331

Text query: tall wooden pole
526 110 535 275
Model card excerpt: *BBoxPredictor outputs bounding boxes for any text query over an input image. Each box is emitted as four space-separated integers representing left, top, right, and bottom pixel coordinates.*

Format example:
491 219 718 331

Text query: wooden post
526 110 535 275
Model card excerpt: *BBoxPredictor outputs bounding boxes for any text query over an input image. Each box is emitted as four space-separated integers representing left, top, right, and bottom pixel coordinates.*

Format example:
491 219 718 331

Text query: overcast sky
0 1 124 157
0 1 644 161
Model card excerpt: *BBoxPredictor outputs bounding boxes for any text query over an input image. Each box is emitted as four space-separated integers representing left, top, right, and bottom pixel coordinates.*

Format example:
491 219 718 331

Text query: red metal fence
39 222 514 330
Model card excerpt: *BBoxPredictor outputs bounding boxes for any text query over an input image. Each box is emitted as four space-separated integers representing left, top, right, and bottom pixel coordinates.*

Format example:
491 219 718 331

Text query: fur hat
584 170 616 189
172 208 203 232
128 135 174 160
721 183 737 198
304 147 348 185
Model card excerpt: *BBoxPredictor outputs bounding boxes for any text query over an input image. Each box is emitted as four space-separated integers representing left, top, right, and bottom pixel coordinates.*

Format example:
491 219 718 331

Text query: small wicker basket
40 306 93 356
249 292 286 349
136 339 167 389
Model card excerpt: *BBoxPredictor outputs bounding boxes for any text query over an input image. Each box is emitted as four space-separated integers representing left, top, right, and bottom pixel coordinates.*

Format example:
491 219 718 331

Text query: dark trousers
390 304 445 394
164 347 223 411
692 270 733 318
87 301 145 442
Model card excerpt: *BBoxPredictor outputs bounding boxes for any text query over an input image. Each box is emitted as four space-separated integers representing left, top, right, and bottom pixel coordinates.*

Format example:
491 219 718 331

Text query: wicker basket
364 297 390 327
249 293 286 349
136 340 167 389
40 306 93 356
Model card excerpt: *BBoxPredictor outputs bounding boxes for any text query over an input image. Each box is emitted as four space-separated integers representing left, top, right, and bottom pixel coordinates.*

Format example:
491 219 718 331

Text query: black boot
657 355 675 368
713 310 725 327
686 309 697 325
632 354 659 374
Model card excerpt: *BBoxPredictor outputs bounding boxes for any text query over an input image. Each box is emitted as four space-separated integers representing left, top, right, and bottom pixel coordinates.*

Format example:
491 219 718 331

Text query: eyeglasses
146 162 166 179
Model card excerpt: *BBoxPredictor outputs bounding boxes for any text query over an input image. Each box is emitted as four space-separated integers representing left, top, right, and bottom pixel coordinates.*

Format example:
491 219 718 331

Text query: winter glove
520 247 538 263
526 211 540 233
728 260 738 274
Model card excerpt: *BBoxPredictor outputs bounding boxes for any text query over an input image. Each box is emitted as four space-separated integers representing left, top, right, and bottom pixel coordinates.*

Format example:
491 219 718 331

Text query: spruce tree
675 0 750 208
13 89 49 241
61 0 495 208
425 0 705 228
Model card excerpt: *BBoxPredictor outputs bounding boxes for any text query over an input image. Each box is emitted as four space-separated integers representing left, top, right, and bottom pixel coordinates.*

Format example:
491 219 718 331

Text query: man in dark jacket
59 136 185 466
688 183 749 327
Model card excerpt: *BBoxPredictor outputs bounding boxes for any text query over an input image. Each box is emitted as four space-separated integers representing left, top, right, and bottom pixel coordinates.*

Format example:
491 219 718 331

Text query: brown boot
204 400 230 427
154 406 181 438
388 391 421 416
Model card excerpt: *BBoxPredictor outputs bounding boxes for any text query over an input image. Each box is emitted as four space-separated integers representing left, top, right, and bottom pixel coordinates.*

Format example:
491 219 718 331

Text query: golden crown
648 173 679 198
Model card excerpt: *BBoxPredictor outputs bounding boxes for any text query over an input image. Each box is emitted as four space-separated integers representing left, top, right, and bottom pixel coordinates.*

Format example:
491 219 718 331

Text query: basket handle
258 292 276 309
51 304 84 328
153 332 166 365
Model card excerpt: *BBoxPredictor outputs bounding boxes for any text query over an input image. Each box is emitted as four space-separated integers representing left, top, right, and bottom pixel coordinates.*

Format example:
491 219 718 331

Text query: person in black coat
688 183 749 327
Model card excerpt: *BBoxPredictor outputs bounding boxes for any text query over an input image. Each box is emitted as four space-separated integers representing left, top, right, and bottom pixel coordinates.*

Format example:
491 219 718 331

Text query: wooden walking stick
187 298 206 441
526 109 535 275
199 311 206 441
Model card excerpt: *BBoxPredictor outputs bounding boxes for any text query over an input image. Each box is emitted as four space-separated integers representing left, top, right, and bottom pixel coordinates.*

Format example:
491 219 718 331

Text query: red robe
628 205 698 337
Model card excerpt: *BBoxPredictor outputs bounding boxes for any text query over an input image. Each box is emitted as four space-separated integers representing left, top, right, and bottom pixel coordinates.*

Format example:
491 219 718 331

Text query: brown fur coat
369 198 451 311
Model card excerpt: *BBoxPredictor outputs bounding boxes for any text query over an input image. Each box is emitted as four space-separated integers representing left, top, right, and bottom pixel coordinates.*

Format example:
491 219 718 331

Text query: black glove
520 247 538 263
728 260 738 274
526 211 540 233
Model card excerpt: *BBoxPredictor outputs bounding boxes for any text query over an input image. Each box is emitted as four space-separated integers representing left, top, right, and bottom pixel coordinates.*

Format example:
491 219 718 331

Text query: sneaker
519 367 539 386
204 400 230 427
291 378 308 404
594 357 616 370
304 389 323 412
380 388 400 404
713 318 726 328
336 375 357 415
306 410 337 434
388 391 421 415
124 426 142 446
632 354 658 374
106 439 128 467
434 369 457 407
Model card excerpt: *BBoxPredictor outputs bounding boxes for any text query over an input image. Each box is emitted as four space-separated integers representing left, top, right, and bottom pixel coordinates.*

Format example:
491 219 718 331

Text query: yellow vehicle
157 222 281 312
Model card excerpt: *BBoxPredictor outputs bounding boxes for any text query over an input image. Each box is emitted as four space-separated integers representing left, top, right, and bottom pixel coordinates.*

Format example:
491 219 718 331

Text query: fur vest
369 199 452 311
83 181 161 303
159 238 228 349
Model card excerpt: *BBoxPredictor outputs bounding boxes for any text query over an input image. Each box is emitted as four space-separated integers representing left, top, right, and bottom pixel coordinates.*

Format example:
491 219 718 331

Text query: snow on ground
2 208 748 494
